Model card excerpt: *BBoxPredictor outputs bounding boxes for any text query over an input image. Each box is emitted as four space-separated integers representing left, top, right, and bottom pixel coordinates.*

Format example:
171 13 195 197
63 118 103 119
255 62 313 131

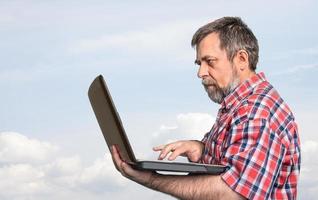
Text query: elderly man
111 17 301 200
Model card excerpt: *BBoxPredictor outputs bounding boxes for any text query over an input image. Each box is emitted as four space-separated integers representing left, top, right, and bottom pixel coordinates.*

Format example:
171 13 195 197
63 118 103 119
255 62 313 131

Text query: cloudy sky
1 0 317 199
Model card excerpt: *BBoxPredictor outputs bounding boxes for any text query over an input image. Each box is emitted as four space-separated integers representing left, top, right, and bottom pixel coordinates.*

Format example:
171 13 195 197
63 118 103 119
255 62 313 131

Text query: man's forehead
196 33 222 59
197 32 220 49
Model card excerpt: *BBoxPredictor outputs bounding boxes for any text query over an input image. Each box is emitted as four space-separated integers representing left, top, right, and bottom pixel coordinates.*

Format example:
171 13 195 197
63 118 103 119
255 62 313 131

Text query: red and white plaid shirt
201 72 301 200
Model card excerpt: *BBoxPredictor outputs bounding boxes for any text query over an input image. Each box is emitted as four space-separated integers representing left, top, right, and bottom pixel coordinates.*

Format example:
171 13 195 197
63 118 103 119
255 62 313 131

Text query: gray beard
202 73 240 104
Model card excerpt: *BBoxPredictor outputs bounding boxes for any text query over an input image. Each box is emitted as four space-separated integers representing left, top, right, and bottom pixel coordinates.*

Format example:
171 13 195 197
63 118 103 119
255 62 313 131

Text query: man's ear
234 50 249 71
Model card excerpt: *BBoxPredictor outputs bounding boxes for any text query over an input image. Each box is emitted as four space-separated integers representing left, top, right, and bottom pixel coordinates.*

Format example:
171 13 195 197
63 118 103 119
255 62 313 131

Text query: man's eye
207 59 214 66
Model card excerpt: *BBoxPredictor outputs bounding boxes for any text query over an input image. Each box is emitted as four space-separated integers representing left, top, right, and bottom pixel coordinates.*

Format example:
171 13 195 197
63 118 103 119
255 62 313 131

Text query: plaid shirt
201 72 301 200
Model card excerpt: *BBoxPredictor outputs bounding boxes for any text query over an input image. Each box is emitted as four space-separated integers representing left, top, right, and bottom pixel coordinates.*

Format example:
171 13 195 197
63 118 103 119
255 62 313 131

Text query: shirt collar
221 72 267 111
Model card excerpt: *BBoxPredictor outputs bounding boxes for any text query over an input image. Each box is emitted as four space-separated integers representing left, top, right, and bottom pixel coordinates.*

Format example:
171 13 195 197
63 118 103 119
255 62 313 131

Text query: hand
110 145 156 187
153 140 204 162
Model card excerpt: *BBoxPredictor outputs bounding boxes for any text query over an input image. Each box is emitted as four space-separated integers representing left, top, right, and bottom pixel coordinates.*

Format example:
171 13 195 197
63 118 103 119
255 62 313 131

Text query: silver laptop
88 75 227 174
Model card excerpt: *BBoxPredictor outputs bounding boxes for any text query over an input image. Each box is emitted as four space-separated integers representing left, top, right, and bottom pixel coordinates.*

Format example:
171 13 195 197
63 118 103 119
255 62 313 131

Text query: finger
121 161 137 178
110 145 120 168
111 145 125 173
153 144 165 151
111 146 151 183
158 144 176 160
121 162 155 185
168 148 185 161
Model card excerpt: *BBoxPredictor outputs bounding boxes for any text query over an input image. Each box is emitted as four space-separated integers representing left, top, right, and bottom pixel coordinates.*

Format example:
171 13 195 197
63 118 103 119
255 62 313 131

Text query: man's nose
197 64 209 78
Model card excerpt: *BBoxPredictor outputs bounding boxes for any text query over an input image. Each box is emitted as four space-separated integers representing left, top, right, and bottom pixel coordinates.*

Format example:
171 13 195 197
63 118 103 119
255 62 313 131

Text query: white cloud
0 132 59 164
0 132 129 200
76 156 127 193
0 163 48 196
302 140 318 153
150 113 215 159
298 140 318 199
175 113 215 138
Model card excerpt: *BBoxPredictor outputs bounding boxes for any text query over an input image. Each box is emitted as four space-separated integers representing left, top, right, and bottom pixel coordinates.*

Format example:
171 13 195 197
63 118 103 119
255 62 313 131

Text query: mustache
202 77 217 87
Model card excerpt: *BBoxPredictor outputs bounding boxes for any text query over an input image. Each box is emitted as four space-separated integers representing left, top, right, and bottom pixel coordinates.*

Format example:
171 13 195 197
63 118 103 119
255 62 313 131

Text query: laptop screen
88 75 137 164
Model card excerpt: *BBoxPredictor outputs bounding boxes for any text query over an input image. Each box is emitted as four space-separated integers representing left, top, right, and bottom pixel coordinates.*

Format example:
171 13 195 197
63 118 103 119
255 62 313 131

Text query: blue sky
1 0 318 199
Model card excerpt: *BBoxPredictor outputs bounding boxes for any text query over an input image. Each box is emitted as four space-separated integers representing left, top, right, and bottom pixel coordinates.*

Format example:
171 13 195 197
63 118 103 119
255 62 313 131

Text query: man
111 17 301 200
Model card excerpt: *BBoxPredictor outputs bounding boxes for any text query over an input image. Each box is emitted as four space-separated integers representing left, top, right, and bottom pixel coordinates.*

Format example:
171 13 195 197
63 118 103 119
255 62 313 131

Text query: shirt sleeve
221 118 288 200
201 131 209 145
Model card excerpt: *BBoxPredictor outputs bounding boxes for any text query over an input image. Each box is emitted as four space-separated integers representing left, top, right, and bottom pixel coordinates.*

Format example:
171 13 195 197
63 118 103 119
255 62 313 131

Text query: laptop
88 75 228 175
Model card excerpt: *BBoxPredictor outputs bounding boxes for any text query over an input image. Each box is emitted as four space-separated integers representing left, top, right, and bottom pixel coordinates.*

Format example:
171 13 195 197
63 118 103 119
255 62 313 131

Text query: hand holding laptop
111 145 155 187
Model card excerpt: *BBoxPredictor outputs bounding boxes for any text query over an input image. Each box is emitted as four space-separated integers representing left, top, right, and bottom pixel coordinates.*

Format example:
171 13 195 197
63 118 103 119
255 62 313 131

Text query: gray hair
191 17 259 71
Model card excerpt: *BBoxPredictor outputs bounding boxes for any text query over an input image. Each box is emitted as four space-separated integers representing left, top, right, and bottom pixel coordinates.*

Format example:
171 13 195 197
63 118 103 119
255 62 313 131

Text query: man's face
195 33 240 104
